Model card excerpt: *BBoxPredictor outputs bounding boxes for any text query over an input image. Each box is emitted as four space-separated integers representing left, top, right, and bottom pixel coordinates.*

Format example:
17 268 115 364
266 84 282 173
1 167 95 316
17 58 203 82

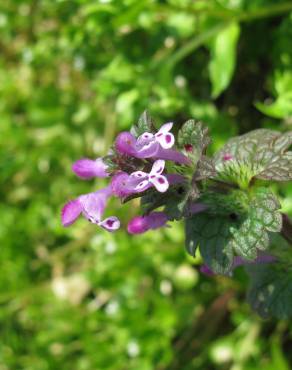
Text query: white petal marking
99 216 120 231
150 160 165 176
157 122 173 134
134 180 150 192
150 175 169 193
156 132 175 149
130 171 147 178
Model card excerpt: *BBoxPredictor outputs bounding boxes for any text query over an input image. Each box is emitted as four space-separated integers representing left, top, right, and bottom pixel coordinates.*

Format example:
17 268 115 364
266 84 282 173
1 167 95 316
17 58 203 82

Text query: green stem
156 2 292 73
164 22 226 72
236 2 292 23
281 213 292 245
160 1 292 23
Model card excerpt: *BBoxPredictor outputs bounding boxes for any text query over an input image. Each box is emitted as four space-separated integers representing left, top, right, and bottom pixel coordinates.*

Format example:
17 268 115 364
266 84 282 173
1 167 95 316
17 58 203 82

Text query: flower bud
115 132 137 156
127 212 168 234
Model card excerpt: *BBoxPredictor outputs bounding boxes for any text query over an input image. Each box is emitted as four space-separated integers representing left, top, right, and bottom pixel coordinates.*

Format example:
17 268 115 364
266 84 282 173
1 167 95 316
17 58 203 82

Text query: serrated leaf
215 129 292 184
130 110 156 137
209 22 240 98
215 129 280 164
185 213 234 274
178 120 210 154
193 156 216 181
256 152 292 181
230 188 282 260
186 188 282 268
246 264 292 319
178 120 214 183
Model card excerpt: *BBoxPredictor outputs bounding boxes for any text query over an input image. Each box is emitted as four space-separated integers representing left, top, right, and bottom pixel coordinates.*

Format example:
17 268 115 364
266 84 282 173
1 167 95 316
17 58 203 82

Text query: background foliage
1 0 292 369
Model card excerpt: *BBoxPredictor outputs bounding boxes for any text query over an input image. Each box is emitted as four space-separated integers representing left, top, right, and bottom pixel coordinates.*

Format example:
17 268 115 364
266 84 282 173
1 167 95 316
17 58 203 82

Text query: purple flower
115 132 137 156
111 171 186 199
110 171 142 198
61 186 120 232
200 265 215 277
128 212 168 234
115 130 190 165
130 159 169 193
72 158 109 179
154 147 191 165
136 122 174 152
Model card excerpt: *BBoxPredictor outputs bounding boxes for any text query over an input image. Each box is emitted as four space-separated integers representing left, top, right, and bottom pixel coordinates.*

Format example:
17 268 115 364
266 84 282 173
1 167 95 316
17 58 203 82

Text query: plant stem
155 2 292 73
237 2 292 23
281 213 292 245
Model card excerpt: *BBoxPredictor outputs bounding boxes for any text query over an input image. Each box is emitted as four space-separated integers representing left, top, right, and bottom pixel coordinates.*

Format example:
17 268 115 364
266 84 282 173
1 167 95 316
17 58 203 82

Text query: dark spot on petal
166 135 172 143
107 220 114 227
158 178 165 184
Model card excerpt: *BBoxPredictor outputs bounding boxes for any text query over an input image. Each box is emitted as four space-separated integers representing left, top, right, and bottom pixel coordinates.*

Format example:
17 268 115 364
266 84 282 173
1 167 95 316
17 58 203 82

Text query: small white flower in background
127 341 140 358
160 279 173 296
105 240 117 254
51 275 90 305
174 75 186 88
105 300 120 316
164 36 175 48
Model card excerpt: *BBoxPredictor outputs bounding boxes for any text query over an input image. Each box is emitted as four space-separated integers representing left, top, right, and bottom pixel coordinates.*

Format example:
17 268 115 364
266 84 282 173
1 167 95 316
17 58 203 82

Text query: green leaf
256 71 292 119
215 129 292 184
185 213 235 274
178 119 210 153
215 129 280 164
130 110 156 137
256 132 292 181
230 188 282 260
185 188 282 269
193 156 216 181
209 22 240 98
247 264 292 319
255 97 292 119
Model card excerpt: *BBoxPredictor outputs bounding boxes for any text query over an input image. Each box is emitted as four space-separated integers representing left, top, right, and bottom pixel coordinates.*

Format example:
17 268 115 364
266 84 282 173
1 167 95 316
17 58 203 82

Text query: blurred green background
1 0 292 369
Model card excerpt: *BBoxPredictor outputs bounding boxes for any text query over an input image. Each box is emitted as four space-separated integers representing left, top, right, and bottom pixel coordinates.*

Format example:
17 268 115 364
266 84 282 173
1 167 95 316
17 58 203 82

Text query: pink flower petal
135 141 160 158
127 212 168 234
61 199 83 227
80 187 112 223
115 132 137 156
72 158 109 179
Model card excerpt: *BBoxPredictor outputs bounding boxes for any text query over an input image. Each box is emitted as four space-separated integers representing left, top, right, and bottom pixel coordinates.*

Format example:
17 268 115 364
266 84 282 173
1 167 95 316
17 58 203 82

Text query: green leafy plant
63 111 292 320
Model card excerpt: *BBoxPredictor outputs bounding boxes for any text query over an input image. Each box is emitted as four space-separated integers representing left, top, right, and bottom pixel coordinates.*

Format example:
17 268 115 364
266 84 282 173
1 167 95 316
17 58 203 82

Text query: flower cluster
62 114 292 318
62 121 191 234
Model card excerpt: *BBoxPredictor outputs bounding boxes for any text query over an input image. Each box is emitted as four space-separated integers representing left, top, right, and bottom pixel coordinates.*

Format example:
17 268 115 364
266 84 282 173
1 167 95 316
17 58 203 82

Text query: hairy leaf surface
130 110 156 137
